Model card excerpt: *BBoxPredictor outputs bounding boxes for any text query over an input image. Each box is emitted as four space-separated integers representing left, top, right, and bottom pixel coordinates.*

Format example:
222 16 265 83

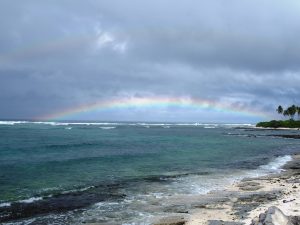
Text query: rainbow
39 96 271 121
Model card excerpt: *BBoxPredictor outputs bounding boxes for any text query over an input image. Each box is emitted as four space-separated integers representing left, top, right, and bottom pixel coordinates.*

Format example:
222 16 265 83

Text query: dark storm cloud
0 0 300 121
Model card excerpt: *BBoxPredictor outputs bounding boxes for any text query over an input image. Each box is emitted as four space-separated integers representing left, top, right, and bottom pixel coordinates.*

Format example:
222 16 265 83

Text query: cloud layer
1 0 300 122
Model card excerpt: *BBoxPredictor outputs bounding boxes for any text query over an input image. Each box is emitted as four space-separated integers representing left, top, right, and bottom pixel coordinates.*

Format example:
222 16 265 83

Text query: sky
1 0 300 123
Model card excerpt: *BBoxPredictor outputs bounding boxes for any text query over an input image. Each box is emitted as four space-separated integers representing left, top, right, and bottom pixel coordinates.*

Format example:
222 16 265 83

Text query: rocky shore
153 154 300 225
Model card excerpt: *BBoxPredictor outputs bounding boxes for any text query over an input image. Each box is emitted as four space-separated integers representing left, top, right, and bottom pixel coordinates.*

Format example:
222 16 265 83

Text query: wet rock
233 192 277 219
282 199 295 203
251 206 294 225
193 204 207 208
290 216 300 225
208 220 243 225
283 158 300 170
153 216 187 225
163 205 189 213
264 207 290 225
237 181 263 191
286 179 300 184
259 213 266 222
268 135 300 140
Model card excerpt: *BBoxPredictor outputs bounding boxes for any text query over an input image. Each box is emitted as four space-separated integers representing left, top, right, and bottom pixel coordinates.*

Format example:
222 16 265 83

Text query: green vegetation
256 120 300 128
256 105 300 128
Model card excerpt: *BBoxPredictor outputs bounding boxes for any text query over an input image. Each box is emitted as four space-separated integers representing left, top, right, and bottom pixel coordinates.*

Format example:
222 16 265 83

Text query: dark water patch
0 169 214 223
0 184 126 223
224 133 291 139
44 142 96 149
224 133 260 138
142 171 211 182
227 157 270 170
267 134 300 139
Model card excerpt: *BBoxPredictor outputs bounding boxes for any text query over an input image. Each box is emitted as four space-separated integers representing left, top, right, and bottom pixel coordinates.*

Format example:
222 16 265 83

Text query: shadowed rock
153 216 187 225
251 206 300 225
237 181 263 191
208 220 243 225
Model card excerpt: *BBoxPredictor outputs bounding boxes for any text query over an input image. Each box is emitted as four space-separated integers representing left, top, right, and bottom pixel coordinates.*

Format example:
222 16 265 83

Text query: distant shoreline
256 120 300 129
255 127 300 130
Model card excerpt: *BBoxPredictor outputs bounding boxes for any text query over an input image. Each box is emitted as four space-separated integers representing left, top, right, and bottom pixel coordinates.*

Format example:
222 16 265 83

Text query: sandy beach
154 154 300 225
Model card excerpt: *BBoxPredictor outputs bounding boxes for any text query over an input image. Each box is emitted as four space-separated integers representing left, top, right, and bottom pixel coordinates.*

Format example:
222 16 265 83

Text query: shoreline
255 126 300 131
154 154 300 225
1 154 298 225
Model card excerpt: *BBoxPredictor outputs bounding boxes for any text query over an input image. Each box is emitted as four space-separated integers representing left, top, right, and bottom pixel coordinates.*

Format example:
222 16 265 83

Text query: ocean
0 121 300 224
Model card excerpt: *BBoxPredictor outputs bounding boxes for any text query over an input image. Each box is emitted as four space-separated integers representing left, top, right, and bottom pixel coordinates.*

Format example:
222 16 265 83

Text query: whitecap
246 155 292 178
19 196 43 204
0 121 28 125
0 197 45 209
0 120 124 126
259 155 292 172
0 202 11 207
99 127 116 130
60 185 95 195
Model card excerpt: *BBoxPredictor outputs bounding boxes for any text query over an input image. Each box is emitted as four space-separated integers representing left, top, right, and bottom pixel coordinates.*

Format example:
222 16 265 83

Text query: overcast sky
1 0 300 122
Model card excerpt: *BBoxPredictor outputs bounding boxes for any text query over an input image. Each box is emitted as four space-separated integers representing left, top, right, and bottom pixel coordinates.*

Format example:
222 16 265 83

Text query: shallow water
0 121 300 224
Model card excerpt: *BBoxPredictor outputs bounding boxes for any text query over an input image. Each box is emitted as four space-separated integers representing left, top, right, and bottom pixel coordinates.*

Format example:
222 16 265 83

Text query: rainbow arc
39 96 270 121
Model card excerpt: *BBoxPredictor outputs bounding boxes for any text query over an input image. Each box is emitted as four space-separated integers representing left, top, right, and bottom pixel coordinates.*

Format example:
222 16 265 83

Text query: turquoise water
0 121 300 224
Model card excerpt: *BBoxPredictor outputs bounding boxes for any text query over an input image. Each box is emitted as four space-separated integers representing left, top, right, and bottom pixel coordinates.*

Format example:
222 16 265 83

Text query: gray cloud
0 0 300 122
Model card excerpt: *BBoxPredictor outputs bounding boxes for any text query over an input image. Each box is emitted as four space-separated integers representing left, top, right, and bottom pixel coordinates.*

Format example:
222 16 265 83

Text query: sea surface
0 121 300 224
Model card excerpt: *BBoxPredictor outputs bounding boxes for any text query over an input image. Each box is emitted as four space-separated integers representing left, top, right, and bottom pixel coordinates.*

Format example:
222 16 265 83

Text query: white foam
0 121 28 125
171 123 254 128
94 201 119 207
151 192 165 199
0 121 255 128
65 127 72 130
222 123 254 127
170 172 242 195
156 155 293 196
138 123 173 126
0 120 123 126
61 185 95 195
3 218 36 225
171 123 196 126
0 202 11 207
0 197 44 208
99 126 116 130
61 122 120 126
245 155 292 178
19 197 43 204
259 155 292 172
0 121 15 125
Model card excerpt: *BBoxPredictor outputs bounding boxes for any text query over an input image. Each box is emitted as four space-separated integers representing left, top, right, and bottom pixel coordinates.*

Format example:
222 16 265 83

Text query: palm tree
287 105 297 120
275 104 300 120
297 106 300 120
283 109 289 118
276 105 283 115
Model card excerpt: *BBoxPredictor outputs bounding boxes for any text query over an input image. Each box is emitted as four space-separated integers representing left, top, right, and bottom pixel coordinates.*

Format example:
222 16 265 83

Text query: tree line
276 105 300 120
